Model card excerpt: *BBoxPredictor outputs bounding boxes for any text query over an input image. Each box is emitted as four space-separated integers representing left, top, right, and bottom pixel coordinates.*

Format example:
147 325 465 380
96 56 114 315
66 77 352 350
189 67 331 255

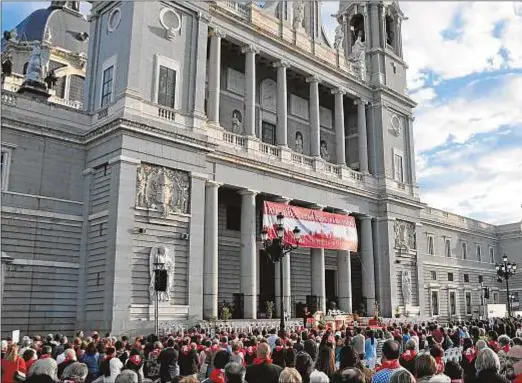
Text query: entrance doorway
259 250 275 316
325 269 337 310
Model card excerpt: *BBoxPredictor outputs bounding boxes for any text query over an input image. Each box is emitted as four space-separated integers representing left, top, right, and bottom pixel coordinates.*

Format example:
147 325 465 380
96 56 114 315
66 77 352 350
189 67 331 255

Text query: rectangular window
101 65 114 107
448 272 454 282
465 292 472 314
431 291 439 316
450 291 456 315
493 292 499 303
1 150 10 191
479 275 483 283
430 271 437 280
489 247 495 263
476 244 482 262
464 274 469 283
393 153 404 182
158 65 177 109
462 242 467 259
445 239 451 257
514 292 519 302
226 205 241 231
261 122 276 145
427 236 434 255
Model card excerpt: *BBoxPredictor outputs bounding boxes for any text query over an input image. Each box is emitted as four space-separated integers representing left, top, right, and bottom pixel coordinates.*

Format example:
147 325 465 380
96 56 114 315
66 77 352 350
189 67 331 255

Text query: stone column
311 248 327 313
274 59 290 146
203 181 220 319
0 253 14 322
369 3 381 48
407 116 417 185
275 258 282 318
356 99 369 174
283 253 292 316
242 45 259 137
307 75 321 157
360 215 376 316
192 12 212 130
239 189 258 319
337 250 352 313
332 88 346 165
208 29 226 125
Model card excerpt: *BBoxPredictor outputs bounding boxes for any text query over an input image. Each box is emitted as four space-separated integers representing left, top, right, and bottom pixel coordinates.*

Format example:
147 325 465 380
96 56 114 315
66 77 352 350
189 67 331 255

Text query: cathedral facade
1 1 521 336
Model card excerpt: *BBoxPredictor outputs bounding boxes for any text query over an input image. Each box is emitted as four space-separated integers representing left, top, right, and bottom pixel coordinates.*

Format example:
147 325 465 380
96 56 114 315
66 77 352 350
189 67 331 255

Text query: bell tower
339 1 407 93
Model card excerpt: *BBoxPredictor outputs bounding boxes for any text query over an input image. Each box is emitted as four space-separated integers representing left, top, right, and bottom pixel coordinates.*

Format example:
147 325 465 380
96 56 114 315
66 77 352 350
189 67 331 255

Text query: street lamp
496 254 517 317
480 282 490 319
261 212 301 333
153 260 166 335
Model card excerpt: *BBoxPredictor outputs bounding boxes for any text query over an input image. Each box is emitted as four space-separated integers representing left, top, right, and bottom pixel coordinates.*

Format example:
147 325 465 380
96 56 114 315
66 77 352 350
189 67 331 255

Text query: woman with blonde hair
390 370 416 383
1 344 27 383
279 367 303 383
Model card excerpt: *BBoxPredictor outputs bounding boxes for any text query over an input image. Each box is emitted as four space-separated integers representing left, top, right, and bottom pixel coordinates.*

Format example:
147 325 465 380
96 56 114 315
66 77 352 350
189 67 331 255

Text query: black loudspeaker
155 270 168 292
484 289 490 299
306 295 318 314
233 293 244 319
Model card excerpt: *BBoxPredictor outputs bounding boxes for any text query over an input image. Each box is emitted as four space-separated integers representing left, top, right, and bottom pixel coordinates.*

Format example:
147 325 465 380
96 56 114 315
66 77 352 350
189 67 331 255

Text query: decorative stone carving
394 220 416 251
149 246 175 303
389 114 402 136
159 7 182 41
350 31 367 81
334 20 345 50
25 43 45 83
319 106 333 129
232 110 243 134
136 164 190 217
320 140 330 161
293 0 305 30
290 94 309 120
43 27 52 44
260 79 277 111
227 68 245 96
401 270 412 305
295 132 304 154
107 7 122 33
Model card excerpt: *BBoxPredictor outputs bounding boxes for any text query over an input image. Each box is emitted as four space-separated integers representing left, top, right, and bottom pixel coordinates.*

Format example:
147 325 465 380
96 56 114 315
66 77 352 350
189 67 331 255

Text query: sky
2 1 522 225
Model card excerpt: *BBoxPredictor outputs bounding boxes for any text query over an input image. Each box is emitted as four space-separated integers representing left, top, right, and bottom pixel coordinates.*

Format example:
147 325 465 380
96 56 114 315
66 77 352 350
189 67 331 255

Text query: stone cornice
420 218 498 240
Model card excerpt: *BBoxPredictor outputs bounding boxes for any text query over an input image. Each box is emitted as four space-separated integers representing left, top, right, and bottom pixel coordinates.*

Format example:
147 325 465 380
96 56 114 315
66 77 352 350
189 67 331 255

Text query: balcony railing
1 92 16 106
219 1 250 19
259 142 281 157
223 131 246 147
49 96 83 110
324 163 342 176
291 152 314 167
158 106 175 121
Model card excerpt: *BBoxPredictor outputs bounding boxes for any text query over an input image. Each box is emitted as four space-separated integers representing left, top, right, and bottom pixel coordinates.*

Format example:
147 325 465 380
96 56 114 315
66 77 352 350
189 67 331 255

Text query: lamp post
496 254 517 317
261 212 301 333
153 260 166 335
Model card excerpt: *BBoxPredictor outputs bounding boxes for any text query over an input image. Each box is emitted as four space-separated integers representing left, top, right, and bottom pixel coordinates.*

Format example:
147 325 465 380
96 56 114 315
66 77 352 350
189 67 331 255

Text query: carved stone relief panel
394 219 416 251
389 114 403 136
290 94 309 120
227 68 245 96
319 106 333 128
260 79 277 111
136 164 190 217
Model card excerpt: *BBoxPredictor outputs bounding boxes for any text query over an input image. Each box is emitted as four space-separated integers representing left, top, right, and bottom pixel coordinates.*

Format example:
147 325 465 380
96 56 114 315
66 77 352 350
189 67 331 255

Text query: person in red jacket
1 344 27 383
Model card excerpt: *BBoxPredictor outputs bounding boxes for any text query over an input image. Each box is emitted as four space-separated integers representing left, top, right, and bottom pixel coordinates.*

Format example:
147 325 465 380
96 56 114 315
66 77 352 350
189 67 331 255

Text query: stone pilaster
356 99 369 174
203 180 221 319
239 189 258 319
307 75 321 157
208 29 226 126
242 44 259 137
274 59 290 146
332 87 346 165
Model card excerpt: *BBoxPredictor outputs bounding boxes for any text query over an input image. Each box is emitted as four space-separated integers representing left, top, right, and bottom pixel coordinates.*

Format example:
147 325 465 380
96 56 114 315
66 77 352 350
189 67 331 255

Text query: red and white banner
262 201 358 251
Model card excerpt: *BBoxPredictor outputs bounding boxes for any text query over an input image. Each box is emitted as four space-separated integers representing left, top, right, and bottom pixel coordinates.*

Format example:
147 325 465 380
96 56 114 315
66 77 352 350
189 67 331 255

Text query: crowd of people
3 317 522 383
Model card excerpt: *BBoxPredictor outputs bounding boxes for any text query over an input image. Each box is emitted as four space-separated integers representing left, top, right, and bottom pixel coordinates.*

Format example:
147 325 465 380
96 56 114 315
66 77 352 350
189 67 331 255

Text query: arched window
350 14 365 43
385 15 396 47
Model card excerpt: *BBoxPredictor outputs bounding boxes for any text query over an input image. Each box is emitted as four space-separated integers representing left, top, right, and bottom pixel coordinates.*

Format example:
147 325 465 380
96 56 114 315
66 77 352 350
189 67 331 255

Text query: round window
159 8 182 35
108 7 122 33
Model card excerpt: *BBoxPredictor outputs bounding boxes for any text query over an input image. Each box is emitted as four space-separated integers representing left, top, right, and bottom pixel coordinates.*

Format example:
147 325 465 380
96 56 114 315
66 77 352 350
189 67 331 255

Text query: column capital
331 87 346 95
242 44 260 54
306 75 321 84
197 11 212 24
359 214 374 221
273 58 291 68
408 115 416 122
336 209 351 215
354 98 369 106
205 180 222 188
238 189 259 196
209 28 226 39
275 196 292 204
310 204 326 210
82 167 96 176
